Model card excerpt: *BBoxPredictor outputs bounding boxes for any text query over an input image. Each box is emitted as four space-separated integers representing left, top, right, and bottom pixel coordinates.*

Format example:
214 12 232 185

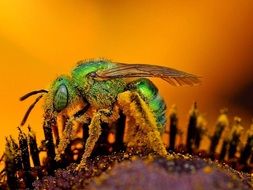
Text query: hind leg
117 90 168 157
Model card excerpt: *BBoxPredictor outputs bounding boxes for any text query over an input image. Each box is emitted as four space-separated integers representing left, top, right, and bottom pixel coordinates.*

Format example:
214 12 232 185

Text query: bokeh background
0 0 253 156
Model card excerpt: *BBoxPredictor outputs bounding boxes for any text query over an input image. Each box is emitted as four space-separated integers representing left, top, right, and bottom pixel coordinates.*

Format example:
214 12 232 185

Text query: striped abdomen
127 78 167 132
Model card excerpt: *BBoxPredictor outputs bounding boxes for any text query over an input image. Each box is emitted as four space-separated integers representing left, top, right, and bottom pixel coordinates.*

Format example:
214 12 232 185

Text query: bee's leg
55 117 74 161
77 109 112 170
117 90 168 157
52 125 60 146
55 114 90 161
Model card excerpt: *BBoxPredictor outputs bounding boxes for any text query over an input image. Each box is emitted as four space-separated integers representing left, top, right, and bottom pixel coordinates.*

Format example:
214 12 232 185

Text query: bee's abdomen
127 78 167 132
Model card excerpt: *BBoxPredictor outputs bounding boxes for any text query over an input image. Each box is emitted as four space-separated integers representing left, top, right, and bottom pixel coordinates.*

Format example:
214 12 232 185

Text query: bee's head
44 75 84 114
20 75 86 126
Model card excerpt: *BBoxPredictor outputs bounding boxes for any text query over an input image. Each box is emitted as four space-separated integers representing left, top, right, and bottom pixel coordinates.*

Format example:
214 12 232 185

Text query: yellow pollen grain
203 166 212 174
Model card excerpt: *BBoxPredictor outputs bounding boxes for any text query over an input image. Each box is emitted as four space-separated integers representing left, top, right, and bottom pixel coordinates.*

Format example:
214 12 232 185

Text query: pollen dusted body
20 59 200 170
61 61 169 169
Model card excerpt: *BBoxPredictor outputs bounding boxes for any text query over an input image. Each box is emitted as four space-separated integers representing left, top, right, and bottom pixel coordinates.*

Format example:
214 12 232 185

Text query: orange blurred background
0 0 253 155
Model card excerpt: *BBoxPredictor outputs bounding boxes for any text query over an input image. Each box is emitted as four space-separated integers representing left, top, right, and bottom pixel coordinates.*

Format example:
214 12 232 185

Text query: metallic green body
127 78 166 131
71 60 127 109
71 59 167 130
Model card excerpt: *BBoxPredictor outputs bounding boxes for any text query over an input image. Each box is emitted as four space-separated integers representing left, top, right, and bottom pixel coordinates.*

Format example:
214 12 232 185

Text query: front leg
77 109 112 170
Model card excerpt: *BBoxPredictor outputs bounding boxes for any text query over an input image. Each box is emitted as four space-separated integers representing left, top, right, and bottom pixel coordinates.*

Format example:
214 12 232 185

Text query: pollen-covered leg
55 118 74 161
77 109 112 170
117 91 168 157
55 114 90 161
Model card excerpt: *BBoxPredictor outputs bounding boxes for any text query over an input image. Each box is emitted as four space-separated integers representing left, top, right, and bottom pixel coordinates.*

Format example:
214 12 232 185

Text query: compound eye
54 84 68 112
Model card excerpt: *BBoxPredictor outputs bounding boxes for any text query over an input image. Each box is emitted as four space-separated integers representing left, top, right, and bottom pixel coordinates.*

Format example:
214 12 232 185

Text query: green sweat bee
20 59 200 170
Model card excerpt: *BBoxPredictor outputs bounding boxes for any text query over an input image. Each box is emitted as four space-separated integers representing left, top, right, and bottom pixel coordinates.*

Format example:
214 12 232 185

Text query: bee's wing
95 63 200 86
